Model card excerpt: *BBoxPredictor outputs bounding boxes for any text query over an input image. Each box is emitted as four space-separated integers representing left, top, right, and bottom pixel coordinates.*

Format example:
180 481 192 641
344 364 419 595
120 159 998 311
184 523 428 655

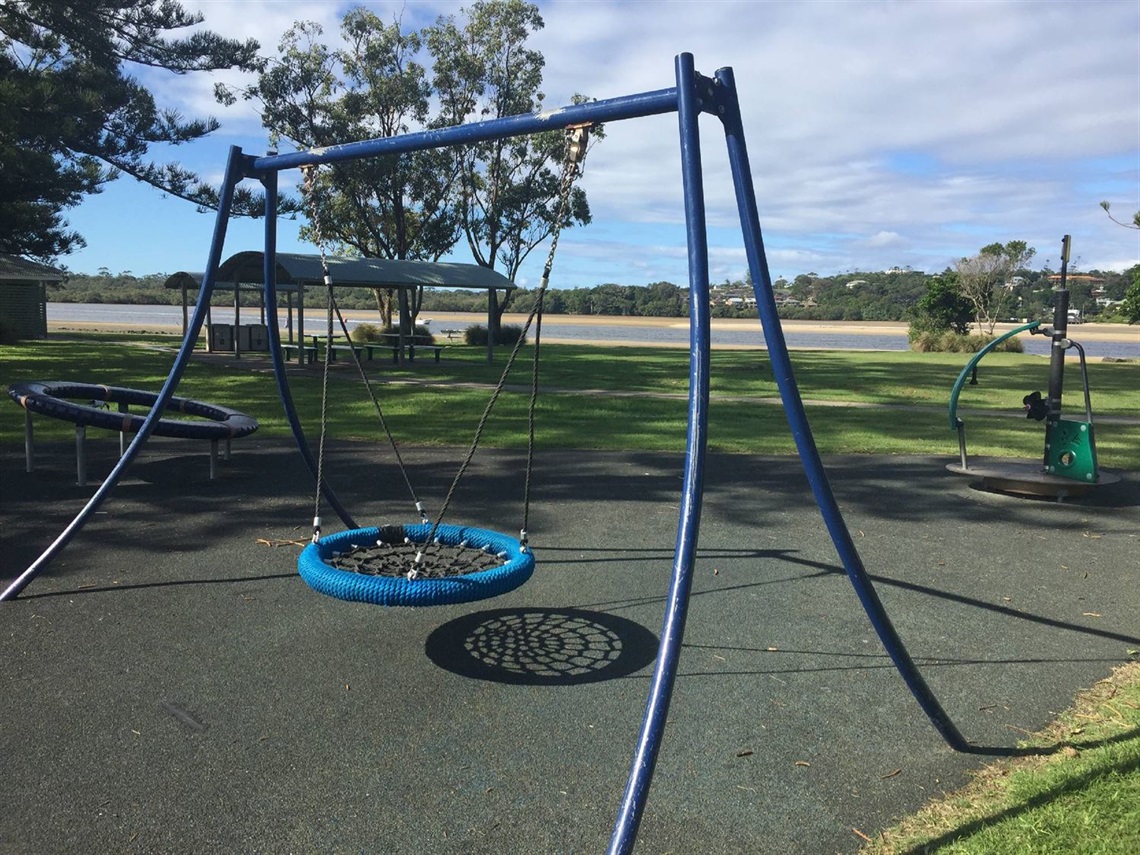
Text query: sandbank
45 308 1138 344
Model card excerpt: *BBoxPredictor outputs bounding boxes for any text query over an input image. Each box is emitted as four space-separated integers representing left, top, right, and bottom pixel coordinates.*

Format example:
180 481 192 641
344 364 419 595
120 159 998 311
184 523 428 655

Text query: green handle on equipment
948 322 1041 430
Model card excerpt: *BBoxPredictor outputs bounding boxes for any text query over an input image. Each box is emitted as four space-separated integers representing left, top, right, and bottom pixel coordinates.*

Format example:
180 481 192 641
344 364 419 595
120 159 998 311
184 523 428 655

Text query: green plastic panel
1044 418 1099 482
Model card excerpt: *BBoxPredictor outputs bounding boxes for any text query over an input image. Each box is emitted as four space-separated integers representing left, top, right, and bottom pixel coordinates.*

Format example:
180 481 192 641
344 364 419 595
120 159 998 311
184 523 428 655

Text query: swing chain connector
565 124 590 166
415 501 429 524
311 516 322 544
407 549 425 581
519 528 529 554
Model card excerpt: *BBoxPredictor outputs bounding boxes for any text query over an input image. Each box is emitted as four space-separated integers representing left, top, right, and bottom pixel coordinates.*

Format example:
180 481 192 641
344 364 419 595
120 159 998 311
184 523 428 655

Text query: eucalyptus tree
955 240 1036 334
222 1 597 330
217 9 465 325
426 0 594 322
0 0 265 263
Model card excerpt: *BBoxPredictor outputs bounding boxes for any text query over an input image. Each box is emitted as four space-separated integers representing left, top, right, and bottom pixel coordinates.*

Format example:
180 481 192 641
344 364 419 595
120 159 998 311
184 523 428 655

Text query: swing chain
429 123 591 559
301 124 589 568
520 124 588 553
299 163 431 541
302 164 336 543
539 125 589 285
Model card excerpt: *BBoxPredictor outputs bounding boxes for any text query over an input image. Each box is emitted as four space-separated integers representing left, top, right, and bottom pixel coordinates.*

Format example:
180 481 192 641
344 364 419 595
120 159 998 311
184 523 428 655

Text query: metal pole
1046 235 1071 425
234 277 242 359
250 88 681 178
2 145 250 600
608 52 708 855
75 425 86 487
24 409 34 473
718 64 968 750
181 286 189 339
117 403 128 457
260 161 357 529
487 289 498 364
398 285 409 365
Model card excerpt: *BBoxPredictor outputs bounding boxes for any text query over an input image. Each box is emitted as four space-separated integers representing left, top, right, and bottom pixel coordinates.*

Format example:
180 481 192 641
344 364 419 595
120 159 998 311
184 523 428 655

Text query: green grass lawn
2 333 1137 470
863 661 1140 855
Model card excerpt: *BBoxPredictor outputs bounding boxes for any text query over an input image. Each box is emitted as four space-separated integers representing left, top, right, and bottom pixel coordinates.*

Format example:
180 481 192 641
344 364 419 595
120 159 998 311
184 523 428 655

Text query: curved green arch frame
948 322 1041 430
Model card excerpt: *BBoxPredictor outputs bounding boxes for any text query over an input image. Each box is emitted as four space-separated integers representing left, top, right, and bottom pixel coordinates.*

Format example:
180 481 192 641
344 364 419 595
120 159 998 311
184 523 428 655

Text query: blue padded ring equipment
298 523 535 607
8 381 258 440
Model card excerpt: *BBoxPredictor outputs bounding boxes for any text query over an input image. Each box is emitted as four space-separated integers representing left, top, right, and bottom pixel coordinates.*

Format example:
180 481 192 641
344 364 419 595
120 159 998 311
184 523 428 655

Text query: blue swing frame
4 53 973 855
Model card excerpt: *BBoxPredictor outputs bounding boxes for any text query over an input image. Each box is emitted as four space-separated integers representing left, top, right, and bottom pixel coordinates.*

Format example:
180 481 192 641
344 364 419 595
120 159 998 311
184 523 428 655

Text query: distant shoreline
46 306 1139 344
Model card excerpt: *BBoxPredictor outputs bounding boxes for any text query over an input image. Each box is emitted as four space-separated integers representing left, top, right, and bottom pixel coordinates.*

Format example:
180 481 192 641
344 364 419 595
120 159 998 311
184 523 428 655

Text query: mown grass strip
1 334 1137 469
862 661 1140 855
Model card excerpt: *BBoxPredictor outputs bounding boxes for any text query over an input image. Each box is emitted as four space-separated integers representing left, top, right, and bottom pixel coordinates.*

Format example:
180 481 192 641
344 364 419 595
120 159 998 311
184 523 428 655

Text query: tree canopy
221 0 594 283
907 272 974 336
216 0 596 330
224 10 461 265
426 0 593 282
955 240 1036 334
0 0 265 263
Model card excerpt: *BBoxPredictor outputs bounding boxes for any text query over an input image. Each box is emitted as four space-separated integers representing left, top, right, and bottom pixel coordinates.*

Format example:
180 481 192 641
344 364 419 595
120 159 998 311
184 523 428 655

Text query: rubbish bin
208 324 234 352
239 323 269 352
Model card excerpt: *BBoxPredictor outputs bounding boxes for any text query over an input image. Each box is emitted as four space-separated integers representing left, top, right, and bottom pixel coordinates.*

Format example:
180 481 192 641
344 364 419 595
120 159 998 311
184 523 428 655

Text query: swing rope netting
296 127 589 606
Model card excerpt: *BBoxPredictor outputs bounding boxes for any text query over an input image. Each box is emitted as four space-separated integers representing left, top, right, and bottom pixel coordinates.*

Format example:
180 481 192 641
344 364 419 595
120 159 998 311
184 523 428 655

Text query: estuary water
45 302 1140 360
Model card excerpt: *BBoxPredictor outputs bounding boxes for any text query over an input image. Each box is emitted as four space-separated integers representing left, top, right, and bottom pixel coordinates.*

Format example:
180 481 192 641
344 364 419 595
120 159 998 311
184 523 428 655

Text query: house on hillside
0 255 65 341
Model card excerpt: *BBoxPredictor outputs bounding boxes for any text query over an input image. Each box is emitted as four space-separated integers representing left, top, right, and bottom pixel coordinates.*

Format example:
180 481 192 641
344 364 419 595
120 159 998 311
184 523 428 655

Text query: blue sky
59 0 1140 287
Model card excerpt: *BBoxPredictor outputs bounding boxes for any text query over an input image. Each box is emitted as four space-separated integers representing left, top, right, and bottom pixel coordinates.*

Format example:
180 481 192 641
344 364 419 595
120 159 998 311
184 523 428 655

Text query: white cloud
60 0 1140 280
865 231 904 248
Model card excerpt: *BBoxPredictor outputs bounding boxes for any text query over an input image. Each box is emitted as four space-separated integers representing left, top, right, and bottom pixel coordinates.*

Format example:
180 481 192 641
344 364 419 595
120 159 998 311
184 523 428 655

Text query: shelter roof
203 252 516 291
0 254 66 283
163 270 305 294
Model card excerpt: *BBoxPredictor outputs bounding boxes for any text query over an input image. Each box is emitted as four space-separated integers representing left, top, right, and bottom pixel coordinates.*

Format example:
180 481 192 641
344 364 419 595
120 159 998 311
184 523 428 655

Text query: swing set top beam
244 84 690 178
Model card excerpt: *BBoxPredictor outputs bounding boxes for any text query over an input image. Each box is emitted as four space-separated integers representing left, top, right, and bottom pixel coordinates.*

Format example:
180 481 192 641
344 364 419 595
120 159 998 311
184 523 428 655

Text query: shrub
909 331 1023 353
351 323 435 344
350 322 381 342
464 324 527 346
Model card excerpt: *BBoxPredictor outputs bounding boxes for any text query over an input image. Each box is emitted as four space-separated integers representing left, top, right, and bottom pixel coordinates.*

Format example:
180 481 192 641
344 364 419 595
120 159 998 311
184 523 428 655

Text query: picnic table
281 334 443 364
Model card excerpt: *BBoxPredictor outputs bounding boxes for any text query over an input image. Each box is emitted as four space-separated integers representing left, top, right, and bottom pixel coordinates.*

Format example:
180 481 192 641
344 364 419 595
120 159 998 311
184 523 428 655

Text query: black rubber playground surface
2 437 1137 854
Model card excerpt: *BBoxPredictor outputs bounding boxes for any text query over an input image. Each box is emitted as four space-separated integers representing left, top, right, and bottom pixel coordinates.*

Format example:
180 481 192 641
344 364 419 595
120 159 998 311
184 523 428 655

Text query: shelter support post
233 277 242 359
487 288 498 364
397 285 410 365
23 410 34 473
75 425 86 487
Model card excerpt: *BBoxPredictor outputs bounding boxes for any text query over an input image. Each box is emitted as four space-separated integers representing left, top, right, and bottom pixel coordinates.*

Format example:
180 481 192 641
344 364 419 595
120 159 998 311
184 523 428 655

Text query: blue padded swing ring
298 523 535 607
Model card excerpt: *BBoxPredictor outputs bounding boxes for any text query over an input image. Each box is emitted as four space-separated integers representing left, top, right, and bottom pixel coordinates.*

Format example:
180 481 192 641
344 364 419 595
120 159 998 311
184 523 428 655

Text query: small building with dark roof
0 255 65 341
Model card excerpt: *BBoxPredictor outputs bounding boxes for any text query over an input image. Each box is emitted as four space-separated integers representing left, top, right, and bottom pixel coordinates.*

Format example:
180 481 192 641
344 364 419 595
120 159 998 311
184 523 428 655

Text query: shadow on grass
898 754 1140 854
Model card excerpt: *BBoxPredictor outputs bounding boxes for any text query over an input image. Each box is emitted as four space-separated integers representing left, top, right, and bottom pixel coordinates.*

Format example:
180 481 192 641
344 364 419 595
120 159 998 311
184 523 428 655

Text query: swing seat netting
298 523 535 606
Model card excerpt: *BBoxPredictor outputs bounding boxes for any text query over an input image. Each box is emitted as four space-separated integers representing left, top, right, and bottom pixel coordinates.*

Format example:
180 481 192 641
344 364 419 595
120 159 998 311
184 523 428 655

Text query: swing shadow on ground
424 607 659 686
